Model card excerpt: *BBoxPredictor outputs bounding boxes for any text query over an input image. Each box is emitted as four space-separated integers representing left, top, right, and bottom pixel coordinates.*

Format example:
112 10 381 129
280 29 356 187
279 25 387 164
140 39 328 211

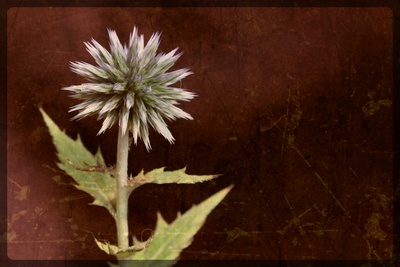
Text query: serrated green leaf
40 108 116 217
128 167 221 191
123 185 233 266
146 167 221 184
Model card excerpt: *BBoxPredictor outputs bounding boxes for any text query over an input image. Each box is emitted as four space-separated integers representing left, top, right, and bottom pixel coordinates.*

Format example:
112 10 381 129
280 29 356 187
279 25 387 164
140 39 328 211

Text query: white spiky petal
63 27 195 151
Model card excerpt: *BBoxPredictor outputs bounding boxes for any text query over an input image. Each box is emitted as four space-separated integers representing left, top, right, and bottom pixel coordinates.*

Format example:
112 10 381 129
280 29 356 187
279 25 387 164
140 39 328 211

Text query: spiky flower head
63 27 195 151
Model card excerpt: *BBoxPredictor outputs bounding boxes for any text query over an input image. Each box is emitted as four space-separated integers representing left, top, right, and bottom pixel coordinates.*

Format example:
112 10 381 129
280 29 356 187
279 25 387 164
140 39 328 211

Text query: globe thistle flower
63 27 195 151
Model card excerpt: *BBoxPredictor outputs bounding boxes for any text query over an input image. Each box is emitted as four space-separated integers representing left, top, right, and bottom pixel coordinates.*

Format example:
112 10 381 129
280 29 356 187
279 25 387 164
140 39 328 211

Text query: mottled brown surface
7 7 393 261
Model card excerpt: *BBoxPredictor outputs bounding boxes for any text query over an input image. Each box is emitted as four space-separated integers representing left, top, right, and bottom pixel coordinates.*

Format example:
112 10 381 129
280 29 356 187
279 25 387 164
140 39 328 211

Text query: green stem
115 126 130 251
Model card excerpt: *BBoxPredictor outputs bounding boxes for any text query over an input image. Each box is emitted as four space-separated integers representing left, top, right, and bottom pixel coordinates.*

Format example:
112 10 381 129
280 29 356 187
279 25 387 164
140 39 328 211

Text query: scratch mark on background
313 172 346 213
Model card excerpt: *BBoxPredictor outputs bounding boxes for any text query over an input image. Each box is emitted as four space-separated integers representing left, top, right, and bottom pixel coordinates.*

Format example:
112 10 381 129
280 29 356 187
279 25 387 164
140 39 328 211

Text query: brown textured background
6 7 393 262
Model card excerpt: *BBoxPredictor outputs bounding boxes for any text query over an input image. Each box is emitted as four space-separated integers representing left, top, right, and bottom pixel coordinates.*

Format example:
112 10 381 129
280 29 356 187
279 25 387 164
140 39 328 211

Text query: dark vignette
1 0 399 267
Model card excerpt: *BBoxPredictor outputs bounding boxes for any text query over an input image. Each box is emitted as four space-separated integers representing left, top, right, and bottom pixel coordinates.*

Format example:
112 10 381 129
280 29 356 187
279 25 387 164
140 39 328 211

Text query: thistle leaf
123 185 233 266
95 238 121 255
40 108 116 217
129 167 221 190
95 237 146 256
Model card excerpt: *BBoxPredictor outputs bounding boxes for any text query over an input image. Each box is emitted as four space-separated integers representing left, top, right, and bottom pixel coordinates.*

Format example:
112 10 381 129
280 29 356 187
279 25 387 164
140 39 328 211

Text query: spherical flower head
63 27 195 151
